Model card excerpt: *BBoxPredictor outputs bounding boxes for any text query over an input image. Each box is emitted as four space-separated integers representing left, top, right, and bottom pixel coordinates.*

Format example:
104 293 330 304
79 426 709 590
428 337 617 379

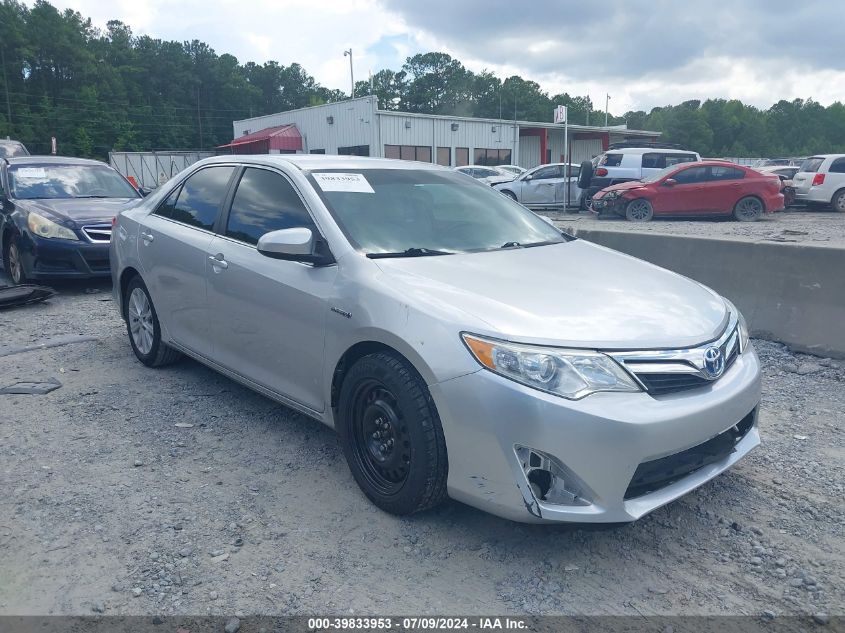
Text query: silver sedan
111 155 761 523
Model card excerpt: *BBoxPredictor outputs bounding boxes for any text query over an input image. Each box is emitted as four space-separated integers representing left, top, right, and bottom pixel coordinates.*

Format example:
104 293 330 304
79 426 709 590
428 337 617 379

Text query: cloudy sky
39 0 843 114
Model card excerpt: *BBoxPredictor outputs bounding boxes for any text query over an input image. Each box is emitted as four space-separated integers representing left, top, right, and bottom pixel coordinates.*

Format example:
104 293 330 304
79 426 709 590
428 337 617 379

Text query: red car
590 161 784 222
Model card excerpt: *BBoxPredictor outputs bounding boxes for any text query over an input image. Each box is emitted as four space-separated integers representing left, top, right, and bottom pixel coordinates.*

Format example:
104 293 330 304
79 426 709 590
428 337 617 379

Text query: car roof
805 154 845 160
199 154 451 172
605 148 698 155
5 155 109 166
683 160 746 168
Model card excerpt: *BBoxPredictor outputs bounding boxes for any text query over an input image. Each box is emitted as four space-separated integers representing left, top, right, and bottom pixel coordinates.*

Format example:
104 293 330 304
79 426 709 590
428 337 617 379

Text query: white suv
792 155 845 212
578 147 701 209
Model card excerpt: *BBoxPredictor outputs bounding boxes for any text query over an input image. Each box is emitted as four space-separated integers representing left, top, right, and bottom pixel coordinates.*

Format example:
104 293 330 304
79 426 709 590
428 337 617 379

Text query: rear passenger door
137 165 236 357
700 165 746 214
206 166 337 412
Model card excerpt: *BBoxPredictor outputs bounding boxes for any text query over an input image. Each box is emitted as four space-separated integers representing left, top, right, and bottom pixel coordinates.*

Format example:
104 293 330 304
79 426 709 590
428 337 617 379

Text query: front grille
611 320 741 397
624 410 755 500
636 373 711 395
82 224 112 243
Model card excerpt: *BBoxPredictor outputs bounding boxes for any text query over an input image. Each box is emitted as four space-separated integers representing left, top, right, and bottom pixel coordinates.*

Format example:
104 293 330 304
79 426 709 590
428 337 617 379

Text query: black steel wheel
337 351 448 515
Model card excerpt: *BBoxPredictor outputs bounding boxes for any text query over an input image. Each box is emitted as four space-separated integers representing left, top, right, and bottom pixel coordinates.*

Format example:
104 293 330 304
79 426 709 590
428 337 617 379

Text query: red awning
218 124 303 153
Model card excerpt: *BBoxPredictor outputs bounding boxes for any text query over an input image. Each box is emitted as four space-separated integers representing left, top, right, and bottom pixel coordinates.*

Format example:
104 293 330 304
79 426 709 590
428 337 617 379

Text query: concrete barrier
560 226 845 358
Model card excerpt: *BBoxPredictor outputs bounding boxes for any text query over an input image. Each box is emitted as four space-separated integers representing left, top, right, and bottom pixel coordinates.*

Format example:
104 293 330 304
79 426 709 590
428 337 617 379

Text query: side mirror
522 174 533 181
257 227 334 266
663 178 677 187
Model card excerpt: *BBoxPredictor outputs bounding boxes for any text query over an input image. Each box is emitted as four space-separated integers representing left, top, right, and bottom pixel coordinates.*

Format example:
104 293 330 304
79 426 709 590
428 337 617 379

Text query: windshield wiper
367 247 452 259
499 239 561 250
74 195 111 198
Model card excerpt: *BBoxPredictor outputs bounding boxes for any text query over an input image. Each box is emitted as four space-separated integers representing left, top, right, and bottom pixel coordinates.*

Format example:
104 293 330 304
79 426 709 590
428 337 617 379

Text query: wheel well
119 267 141 317
330 341 408 412
501 189 516 198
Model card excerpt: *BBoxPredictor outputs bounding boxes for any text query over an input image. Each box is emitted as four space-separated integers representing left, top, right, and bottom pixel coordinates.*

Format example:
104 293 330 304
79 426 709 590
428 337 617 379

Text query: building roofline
233 96 661 137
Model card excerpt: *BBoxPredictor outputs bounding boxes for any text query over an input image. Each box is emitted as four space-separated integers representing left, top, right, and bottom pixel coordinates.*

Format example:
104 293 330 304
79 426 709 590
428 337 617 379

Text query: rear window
799 157 825 173
599 153 623 167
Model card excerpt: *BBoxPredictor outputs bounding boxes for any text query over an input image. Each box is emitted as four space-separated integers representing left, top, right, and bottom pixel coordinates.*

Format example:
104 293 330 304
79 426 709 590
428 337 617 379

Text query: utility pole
197 84 204 150
605 93 610 127
343 49 354 98
1 48 12 132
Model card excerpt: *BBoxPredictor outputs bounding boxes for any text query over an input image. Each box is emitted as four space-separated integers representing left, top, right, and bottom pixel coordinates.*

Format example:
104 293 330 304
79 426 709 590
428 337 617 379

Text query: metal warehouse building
226 96 660 169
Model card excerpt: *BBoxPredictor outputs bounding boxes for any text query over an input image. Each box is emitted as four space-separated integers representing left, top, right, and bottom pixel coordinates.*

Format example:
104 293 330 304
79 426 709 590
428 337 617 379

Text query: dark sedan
1 156 141 283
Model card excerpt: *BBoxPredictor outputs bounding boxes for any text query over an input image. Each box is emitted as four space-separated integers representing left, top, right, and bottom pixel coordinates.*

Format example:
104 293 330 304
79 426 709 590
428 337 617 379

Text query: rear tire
733 196 764 222
832 189 845 213
123 276 181 367
625 199 653 222
3 235 28 285
337 351 448 515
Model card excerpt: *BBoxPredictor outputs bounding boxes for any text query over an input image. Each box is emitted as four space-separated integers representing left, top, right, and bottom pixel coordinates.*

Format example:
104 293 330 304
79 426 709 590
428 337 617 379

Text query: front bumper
19 232 111 279
589 195 626 215
431 347 761 523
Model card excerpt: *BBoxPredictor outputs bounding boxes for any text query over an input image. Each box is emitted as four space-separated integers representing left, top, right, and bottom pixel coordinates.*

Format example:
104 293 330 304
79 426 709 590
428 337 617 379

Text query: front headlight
462 334 641 400
604 191 619 200
724 299 750 353
28 212 79 241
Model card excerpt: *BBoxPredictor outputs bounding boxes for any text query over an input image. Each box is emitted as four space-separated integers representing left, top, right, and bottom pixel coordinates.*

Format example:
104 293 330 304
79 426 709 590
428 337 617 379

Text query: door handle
140 231 154 244
208 254 228 270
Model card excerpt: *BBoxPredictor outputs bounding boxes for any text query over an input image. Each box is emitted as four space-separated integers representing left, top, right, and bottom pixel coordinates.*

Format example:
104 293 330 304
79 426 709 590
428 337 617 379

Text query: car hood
15 197 141 226
599 180 649 195
374 240 728 350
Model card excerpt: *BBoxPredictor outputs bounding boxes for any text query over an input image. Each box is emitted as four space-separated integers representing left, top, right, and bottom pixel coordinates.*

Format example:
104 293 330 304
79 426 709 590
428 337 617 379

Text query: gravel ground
544 208 845 247
0 280 842 620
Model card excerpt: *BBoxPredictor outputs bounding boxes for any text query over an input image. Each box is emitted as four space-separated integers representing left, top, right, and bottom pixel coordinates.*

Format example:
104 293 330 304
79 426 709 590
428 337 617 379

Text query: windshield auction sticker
14 168 47 179
313 172 375 193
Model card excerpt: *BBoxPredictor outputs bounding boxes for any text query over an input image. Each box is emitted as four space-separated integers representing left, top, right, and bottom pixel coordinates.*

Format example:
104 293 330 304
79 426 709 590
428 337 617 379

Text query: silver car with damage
111 155 761 523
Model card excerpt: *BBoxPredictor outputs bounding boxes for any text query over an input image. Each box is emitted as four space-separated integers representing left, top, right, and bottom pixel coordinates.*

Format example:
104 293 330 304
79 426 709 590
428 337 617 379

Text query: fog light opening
515 445 592 507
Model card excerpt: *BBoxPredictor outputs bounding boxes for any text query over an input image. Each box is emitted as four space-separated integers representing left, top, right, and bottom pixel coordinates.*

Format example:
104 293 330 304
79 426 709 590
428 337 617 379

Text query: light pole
605 93 610 127
343 49 354 98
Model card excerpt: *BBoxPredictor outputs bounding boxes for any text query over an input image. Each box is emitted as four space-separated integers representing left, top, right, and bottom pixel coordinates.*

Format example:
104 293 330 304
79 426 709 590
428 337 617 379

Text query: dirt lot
545 209 845 247
0 280 843 620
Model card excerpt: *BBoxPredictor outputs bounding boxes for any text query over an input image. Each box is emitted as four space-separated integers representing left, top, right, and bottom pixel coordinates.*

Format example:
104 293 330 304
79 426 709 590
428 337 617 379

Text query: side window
641 153 663 169
709 166 745 181
829 158 845 174
666 154 697 167
672 166 708 184
600 153 623 167
225 168 315 246
155 185 181 219
532 166 561 180
169 166 235 230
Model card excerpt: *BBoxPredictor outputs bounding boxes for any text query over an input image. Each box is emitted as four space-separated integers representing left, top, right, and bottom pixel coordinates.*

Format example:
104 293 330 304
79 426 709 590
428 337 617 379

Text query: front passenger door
206 167 337 412
522 165 563 204
657 166 708 214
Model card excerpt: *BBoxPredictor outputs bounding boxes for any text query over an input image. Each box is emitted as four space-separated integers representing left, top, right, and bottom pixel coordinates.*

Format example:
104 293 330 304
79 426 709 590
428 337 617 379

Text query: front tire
337 351 448 515
3 236 28 285
832 189 845 213
625 198 653 222
501 190 517 201
733 196 764 221
123 276 181 367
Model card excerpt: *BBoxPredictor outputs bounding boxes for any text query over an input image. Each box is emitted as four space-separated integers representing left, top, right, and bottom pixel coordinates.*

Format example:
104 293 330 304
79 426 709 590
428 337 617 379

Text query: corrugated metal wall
571 139 604 164
232 97 378 155
377 114 519 165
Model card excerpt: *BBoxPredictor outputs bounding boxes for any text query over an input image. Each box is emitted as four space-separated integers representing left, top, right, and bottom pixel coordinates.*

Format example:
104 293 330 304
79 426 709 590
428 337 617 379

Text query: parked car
1 156 141 283
496 164 527 177
578 147 701 209
792 155 845 212
0 139 29 158
112 155 761 524
454 165 514 186
493 163 582 209
590 161 784 222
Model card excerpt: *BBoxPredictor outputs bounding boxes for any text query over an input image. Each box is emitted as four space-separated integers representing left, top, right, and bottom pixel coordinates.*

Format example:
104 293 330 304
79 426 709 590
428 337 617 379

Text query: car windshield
8 163 139 200
309 168 565 256
0 142 28 158
641 164 684 183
